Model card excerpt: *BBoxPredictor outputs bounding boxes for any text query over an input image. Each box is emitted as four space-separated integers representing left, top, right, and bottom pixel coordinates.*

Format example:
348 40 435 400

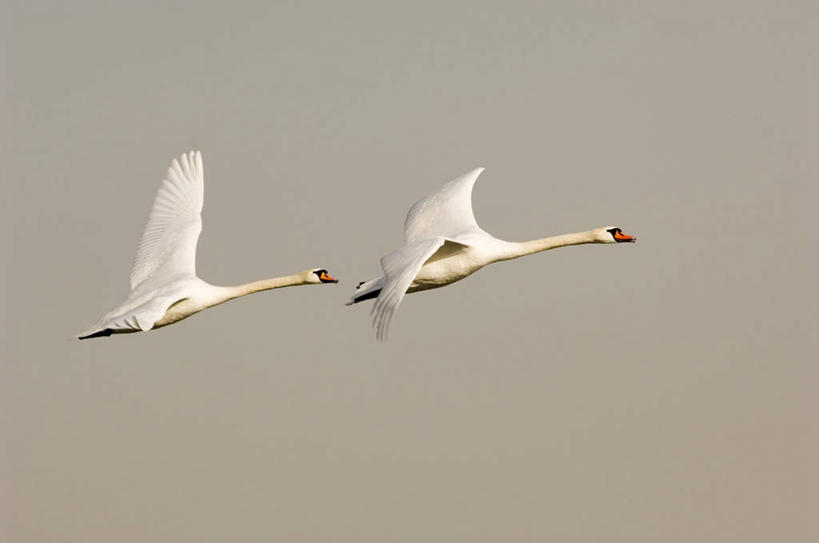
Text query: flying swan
347 168 636 340
79 151 338 339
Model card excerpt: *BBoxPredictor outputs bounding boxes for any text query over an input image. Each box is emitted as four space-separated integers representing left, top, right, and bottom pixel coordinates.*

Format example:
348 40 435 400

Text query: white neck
153 273 317 329
495 230 601 261
212 273 311 306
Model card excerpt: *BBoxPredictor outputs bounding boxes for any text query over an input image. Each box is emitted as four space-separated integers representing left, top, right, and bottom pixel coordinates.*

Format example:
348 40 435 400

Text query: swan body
348 168 636 339
79 151 338 339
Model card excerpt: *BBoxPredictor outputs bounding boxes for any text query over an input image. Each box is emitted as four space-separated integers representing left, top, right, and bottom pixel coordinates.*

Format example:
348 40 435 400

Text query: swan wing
129 151 204 290
403 167 485 243
372 237 467 340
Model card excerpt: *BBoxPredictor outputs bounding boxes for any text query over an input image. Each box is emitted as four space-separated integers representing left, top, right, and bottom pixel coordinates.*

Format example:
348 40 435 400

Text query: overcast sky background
2 1 817 541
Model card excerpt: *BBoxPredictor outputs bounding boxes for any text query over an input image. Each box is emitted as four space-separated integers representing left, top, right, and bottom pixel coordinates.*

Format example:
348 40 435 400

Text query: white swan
79 151 338 339
347 168 636 340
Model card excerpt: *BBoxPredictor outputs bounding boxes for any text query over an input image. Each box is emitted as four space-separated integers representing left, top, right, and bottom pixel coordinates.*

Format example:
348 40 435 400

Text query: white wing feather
372 237 461 341
403 167 485 242
129 151 204 290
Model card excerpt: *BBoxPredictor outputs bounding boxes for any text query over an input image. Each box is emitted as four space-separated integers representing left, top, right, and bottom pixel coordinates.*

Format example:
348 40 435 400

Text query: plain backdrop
2 1 817 541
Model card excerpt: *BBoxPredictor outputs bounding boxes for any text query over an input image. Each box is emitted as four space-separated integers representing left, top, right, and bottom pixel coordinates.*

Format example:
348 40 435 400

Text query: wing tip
173 149 202 167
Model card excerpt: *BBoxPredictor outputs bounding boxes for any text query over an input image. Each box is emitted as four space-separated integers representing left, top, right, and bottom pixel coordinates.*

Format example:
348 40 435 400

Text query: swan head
304 268 339 284
596 226 637 244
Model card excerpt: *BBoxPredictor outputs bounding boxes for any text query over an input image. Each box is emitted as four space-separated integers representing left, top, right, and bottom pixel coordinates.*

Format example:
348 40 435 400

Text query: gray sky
2 1 817 541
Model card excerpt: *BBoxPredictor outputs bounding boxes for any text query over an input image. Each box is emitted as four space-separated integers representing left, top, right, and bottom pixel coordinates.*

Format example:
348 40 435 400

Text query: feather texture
129 151 204 290
372 237 449 340
403 167 485 243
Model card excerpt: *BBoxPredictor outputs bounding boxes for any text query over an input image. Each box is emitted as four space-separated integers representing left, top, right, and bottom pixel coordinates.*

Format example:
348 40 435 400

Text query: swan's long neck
213 274 308 305
227 274 307 298
155 274 313 328
496 230 600 261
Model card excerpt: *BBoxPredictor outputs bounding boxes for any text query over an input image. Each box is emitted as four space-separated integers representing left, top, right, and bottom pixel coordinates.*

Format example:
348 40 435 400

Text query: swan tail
78 328 114 340
345 277 384 306
347 288 382 305
77 319 139 339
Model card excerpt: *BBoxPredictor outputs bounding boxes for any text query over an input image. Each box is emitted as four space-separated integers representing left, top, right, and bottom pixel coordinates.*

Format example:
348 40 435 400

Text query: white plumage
349 168 636 340
403 168 485 242
130 151 204 290
79 151 338 339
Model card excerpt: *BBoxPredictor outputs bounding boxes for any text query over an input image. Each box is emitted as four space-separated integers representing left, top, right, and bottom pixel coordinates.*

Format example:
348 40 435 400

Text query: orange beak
614 230 636 242
320 271 339 283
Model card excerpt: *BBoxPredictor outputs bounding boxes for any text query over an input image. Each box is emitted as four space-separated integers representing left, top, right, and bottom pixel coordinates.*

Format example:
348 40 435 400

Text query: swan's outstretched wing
403 168 485 243
129 151 204 290
372 237 467 340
